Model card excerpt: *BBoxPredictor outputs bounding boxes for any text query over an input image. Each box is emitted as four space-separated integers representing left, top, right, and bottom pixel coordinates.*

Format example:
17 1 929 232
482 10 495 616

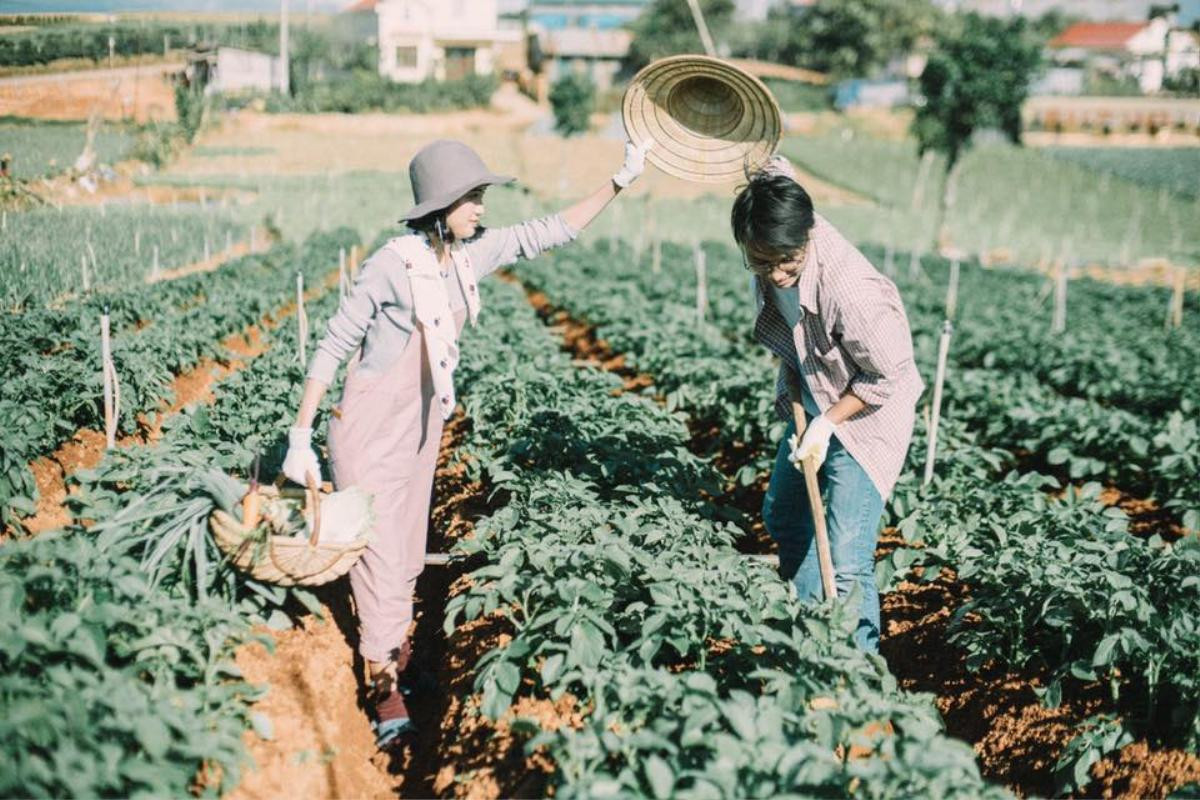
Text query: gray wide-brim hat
401 140 514 222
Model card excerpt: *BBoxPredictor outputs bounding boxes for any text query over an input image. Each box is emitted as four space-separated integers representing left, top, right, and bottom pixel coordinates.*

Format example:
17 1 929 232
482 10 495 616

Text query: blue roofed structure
526 0 650 31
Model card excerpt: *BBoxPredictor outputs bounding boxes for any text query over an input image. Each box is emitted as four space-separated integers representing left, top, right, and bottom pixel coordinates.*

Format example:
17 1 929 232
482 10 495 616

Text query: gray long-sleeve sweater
306 214 578 386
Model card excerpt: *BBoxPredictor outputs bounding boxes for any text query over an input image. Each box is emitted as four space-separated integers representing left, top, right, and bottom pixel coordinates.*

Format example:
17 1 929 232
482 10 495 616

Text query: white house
187 46 282 95
374 0 520 83
1049 18 1171 93
1166 28 1200 79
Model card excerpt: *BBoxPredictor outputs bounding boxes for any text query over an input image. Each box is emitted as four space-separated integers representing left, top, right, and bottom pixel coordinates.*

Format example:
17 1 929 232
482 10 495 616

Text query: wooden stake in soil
296 272 308 365
694 242 708 324
151 244 160 280
633 216 646 266
923 320 953 487
134 229 140 256
81 254 91 292
3 210 8 232
204 236 211 262
338 250 349 301
225 229 233 254
1168 264 1186 329
908 249 924 281
945 258 960 320
1052 260 1068 334
100 309 119 449
651 234 662 274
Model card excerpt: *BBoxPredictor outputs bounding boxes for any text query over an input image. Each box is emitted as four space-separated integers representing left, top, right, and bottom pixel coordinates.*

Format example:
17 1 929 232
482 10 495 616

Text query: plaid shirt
753 213 924 499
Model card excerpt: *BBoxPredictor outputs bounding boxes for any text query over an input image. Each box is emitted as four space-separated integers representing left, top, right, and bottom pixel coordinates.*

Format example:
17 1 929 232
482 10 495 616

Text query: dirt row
513 276 1200 799
227 273 766 799
18 257 335 536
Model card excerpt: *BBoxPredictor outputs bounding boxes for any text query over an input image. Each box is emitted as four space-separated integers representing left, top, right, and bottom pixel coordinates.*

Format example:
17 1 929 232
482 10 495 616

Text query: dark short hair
730 171 815 255
406 210 446 239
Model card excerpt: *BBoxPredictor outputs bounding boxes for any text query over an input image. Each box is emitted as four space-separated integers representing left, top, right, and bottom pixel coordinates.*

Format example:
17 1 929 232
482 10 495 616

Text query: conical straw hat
622 54 782 184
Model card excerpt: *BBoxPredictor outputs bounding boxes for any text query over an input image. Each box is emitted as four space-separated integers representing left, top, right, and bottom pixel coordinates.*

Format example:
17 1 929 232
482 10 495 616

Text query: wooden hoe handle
787 375 838 602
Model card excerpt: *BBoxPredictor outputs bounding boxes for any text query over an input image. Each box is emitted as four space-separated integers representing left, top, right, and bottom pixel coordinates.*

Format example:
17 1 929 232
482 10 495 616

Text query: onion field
0 116 135 180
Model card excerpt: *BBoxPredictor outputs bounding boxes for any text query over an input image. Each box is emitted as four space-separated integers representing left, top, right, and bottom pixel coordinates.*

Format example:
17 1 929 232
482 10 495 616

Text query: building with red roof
1050 21 1164 54
1048 18 1170 93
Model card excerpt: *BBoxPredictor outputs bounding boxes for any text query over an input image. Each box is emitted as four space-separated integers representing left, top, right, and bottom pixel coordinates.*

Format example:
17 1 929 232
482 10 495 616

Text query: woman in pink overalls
282 138 651 749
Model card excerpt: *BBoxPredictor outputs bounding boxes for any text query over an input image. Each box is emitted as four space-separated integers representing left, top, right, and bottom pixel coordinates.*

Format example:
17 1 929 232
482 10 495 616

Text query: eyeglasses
742 248 805 277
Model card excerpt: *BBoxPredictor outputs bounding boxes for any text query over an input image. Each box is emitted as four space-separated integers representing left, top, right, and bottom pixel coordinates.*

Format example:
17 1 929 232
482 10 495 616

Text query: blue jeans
762 418 885 651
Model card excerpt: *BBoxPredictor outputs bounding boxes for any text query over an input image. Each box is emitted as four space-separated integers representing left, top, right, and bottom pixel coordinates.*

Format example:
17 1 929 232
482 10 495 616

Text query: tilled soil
230 606 395 800
226 411 583 798
0 62 179 121
881 567 1200 798
14 261 327 538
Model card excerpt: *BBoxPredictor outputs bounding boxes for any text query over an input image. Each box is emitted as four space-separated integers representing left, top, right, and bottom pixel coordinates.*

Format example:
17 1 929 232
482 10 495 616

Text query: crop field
0 116 135 179
1 202 247 307
2 97 1199 800
779 132 1200 268
1043 146 1200 200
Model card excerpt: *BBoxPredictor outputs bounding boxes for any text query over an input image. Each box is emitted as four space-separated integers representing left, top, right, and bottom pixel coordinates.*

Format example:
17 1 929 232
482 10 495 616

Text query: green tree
173 80 206 144
626 0 735 71
740 0 938 78
803 0 939 77
549 72 595 138
912 12 1042 250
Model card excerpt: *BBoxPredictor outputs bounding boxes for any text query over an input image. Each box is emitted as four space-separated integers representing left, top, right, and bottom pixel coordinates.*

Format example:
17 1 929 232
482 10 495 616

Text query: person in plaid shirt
735 155 925 651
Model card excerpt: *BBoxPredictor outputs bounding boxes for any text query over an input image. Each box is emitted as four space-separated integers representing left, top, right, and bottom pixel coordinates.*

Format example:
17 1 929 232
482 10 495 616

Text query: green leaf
135 716 171 759
494 660 521 698
251 711 275 741
7 494 37 515
1047 447 1071 465
540 653 564 686
644 754 675 799
1092 634 1120 668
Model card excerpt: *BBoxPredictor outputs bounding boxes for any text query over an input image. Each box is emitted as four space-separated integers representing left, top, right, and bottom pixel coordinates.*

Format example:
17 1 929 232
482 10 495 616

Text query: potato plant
514 237 1200 778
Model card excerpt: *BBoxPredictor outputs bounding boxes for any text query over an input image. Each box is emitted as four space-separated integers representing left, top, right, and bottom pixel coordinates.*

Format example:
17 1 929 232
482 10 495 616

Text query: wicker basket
210 475 373 587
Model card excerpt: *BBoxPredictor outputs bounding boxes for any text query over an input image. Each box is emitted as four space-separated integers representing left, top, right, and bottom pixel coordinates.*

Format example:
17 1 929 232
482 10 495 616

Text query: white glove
788 414 837 471
282 426 323 486
612 139 654 188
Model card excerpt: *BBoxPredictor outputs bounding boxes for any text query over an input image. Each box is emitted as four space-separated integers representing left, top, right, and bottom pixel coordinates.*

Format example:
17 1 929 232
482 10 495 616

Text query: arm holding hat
560 139 653 232
467 140 655 278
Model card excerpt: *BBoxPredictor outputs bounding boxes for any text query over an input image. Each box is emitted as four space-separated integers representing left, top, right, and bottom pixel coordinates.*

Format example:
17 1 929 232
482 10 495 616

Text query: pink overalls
327 241 475 664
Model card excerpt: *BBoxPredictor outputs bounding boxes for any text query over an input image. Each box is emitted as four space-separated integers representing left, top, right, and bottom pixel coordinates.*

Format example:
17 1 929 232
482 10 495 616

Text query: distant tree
739 0 938 78
626 0 735 71
1164 66 1200 96
549 71 595 138
912 13 1043 251
801 0 939 77
1030 8 1077 40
